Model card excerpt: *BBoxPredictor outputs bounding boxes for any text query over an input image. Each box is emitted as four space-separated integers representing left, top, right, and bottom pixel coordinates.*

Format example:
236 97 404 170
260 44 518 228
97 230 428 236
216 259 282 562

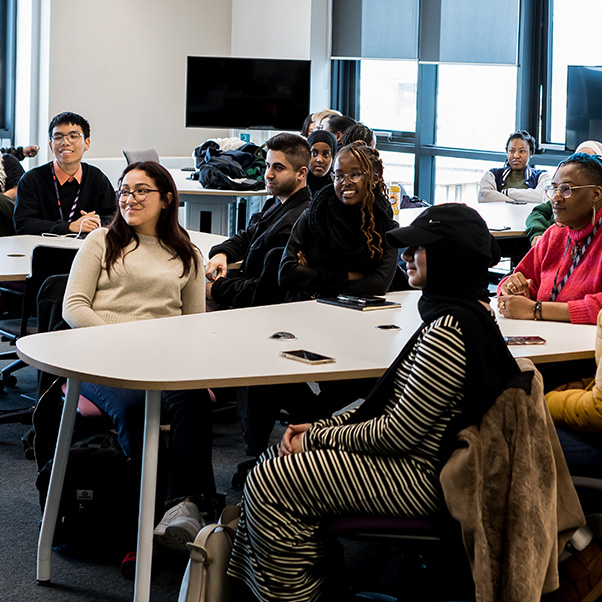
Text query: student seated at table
13 111 115 236
546 308 602 488
300 109 341 138
478 129 550 204
340 122 376 148
0 153 24 236
227 203 521 602
306 129 337 197
319 114 357 147
497 152 602 325
279 141 399 300
0 144 39 160
63 161 215 551
527 140 602 247
205 133 311 308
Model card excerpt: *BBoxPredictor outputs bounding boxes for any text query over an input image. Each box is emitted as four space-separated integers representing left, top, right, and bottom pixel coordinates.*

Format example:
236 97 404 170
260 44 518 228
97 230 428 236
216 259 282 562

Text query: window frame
0 0 17 140
330 0 572 202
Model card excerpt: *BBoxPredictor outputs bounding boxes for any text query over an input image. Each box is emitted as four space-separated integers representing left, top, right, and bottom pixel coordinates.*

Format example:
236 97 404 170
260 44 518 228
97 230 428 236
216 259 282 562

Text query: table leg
133 390 161 602
37 378 81 584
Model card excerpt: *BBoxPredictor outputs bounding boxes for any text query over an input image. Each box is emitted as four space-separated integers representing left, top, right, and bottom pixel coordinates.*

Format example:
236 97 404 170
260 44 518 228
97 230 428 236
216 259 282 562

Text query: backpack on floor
35 432 155 562
178 505 240 602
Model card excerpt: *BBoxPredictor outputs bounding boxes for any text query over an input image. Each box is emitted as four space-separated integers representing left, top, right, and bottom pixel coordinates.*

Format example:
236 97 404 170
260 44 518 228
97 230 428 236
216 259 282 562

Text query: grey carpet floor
0 348 262 602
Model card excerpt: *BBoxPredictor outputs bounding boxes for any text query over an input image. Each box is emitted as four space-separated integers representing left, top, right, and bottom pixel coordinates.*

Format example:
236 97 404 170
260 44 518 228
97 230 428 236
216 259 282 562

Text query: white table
171 169 267 236
15 290 595 600
0 232 226 282
396 202 533 237
396 202 534 267
0 235 84 282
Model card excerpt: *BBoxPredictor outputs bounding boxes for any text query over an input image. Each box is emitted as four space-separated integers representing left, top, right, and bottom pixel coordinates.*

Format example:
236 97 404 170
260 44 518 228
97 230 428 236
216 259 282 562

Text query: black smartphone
504 336 546 345
375 324 401 330
336 294 386 306
280 350 336 365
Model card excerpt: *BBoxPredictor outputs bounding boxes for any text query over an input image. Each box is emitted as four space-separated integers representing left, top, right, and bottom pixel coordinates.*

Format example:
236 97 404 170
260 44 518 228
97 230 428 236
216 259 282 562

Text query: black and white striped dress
228 314 466 602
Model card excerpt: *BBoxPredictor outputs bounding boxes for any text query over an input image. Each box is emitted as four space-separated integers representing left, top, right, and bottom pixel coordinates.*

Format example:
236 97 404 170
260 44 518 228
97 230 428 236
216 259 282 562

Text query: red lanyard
51 163 81 222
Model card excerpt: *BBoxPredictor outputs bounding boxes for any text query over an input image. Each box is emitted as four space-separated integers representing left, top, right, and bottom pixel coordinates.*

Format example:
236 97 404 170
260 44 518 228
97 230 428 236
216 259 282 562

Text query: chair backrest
19 245 78 337
122 149 160 165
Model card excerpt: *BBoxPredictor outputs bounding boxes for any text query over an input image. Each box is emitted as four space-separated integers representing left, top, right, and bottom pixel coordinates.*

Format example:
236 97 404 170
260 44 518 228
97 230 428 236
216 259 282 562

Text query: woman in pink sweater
497 152 602 324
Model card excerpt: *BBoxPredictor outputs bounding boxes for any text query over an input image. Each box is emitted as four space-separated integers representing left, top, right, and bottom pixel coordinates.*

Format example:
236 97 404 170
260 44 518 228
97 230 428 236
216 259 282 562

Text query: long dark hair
335 142 388 260
105 161 200 277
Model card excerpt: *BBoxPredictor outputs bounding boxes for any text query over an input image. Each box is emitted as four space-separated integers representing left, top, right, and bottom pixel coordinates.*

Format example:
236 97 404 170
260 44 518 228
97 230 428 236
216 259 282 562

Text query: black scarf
307 170 332 196
307 183 395 267
350 239 519 435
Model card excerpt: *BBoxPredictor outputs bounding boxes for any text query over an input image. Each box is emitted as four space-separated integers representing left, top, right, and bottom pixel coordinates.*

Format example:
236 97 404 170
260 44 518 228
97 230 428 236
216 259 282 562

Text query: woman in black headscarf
306 129 338 197
229 203 519 602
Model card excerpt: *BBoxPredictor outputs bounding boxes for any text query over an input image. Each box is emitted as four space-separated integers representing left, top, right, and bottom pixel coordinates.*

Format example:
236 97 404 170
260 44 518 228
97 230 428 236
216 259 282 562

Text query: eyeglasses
544 183 599 200
117 188 161 204
331 172 365 184
51 132 85 143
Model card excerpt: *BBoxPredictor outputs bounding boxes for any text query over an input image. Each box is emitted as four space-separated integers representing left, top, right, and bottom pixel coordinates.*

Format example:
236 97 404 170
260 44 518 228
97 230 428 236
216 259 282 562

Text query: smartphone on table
280 350 336 365
504 336 546 345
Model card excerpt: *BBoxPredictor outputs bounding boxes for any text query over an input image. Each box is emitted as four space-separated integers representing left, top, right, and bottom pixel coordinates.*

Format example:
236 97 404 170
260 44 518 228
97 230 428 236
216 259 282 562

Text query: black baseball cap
386 203 496 262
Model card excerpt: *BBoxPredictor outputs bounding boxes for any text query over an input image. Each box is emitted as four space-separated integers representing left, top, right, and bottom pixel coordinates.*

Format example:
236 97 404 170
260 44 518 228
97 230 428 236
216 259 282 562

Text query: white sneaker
153 501 205 551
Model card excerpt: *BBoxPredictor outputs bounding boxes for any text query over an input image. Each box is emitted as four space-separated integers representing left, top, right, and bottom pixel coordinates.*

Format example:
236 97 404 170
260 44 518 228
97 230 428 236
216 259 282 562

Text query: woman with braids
478 129 550 203
63 161 216 554
229 203 520 601
498 152 602 325
279 142 398 300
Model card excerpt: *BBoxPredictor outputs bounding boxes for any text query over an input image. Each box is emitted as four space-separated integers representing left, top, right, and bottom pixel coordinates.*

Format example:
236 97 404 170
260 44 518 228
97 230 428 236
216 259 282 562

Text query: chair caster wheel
2 374 17 387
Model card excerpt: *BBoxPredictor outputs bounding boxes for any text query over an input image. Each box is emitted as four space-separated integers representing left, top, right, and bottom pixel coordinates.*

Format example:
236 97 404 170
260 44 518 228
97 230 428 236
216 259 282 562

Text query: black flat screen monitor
186 56 311 131
566 65 602 151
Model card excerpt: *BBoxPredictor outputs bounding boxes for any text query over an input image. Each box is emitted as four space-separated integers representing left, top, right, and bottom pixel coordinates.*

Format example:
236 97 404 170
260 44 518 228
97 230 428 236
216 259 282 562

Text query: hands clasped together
278 423 310 457
497 272 537 320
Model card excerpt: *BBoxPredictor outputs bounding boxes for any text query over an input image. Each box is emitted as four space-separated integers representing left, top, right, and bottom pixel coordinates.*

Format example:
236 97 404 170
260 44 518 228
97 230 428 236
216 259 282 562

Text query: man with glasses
13 112 115 235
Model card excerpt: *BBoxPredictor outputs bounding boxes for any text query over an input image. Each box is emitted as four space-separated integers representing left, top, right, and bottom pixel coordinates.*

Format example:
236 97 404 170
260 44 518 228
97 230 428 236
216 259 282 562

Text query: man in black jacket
205 132 310 308
13 112 115 235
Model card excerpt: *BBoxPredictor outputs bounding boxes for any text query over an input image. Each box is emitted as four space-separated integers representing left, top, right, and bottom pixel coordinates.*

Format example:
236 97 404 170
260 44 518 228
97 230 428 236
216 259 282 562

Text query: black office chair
0 245 77 402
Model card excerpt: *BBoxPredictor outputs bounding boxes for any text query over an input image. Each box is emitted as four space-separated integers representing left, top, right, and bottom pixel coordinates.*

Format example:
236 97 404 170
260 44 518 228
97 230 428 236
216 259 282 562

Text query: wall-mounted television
186 56 311 131
566 65 602 151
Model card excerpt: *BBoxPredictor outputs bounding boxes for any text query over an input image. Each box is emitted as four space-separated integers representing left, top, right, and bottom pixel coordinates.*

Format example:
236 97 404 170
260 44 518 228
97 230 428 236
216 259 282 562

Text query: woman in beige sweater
63 161 216 552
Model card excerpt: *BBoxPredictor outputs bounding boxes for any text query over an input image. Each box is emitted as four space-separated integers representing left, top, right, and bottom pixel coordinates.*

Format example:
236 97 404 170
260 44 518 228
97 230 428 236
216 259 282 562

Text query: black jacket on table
14 162 115 235
209 186 311 308
279 183 399 300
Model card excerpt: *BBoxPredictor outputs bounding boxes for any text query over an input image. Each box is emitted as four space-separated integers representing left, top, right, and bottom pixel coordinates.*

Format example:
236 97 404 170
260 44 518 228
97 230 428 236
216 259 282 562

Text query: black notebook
317 295 401 312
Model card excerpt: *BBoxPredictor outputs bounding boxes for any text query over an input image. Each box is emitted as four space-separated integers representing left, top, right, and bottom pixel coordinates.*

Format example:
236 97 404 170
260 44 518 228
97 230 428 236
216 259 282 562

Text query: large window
359 59 417 133
0 0 17 140
333 0 583 203
436 64 517 151
434 157 499 206
379 150 415 195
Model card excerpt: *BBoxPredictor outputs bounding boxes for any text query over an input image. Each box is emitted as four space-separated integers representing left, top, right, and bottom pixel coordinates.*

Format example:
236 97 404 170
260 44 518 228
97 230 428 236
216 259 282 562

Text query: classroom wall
231 0 331 113
16 0 330 164
24 0 233 161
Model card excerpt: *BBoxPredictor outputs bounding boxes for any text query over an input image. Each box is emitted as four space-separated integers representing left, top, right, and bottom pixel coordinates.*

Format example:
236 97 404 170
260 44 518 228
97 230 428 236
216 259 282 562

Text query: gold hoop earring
593 203 597 226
